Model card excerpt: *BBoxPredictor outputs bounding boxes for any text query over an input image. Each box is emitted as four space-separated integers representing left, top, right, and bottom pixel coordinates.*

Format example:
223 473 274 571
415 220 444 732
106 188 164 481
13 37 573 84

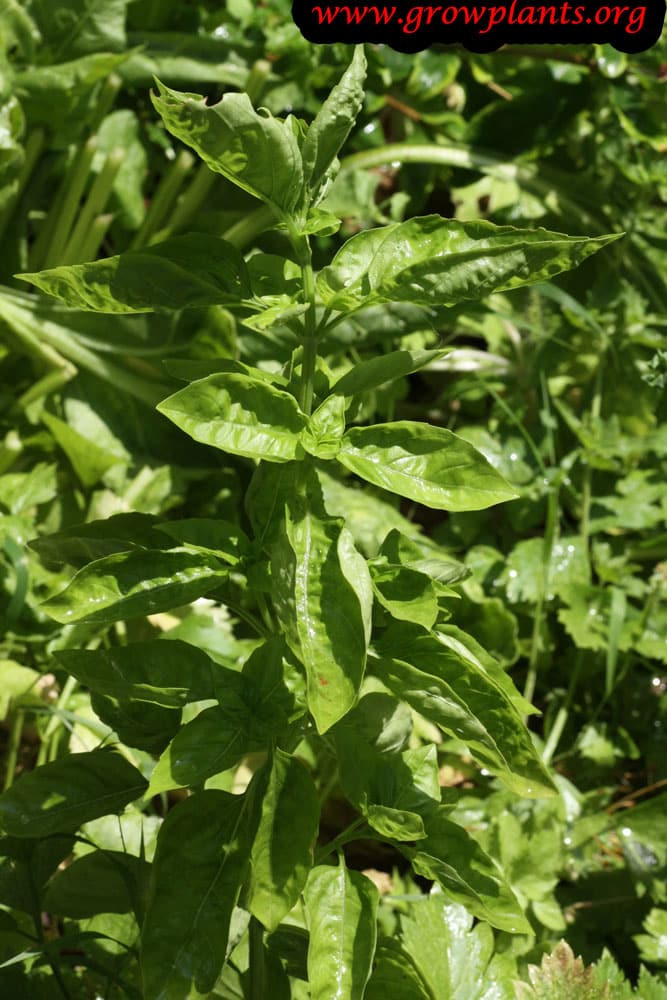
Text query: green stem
164 162 216 237
542 650 583 765
315 816 367 864
222 205 275 249
245 59 272 104
580 352 604 568
248 917 265 1000
292 233 318 417
76 212 113 264
131 150 194 250
3 710 24 791
37 676 78 768
35 138 98 270
523 487 559 707
90 73 122 132
62 148 123 264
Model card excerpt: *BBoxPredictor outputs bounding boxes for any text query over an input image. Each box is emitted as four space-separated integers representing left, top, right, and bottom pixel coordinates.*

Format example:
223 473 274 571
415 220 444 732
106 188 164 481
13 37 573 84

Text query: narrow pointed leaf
54 640 217 708
29 512 174 568
302 46 366 194
403 808 530 934
157 373 308 463
248 749 319 932
317 216 620 310
41 550 228 625
272 491 372 733
329 348 449 399
374 624 555 797
152 81 304 216
305 862 379 1000
0 750 147 837
337 422 518 511
43 850 149 919
141 790 252 1000
17 234 250 313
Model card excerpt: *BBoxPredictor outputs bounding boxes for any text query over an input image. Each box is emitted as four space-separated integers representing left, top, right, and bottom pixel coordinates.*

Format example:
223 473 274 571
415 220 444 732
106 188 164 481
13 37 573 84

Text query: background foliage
0 1 666 997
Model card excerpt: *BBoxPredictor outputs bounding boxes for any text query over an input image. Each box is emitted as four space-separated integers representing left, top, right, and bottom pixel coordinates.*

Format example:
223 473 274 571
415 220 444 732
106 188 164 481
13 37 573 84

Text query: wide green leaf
304 861 379 1000
41 549 228 624
374 624 554 797
0 750 147 837
147 639 304 795
301 46 366 196
369 559 439 630
55 640 217 708
403 808 530 934
17 234 250 313
0 836 74 914
141 789 252 1000
247 749 319 932
337 422 518 511
317 216 620 310
152 81 304 217
157 373 308 463
272 488 372 733
365 940 432 1000
43 850 149 919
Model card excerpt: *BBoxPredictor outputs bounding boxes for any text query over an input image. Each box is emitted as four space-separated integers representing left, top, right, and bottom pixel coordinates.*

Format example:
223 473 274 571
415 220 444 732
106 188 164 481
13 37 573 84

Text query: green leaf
90 691 181 755
369 559 439 630
404 808 530 934
141 789 252 1000
152 81 304 217
248 749 319 932
302 394 346 460
29 512 175 568
157 373 308 463
147 639 304 795
29 0 131 57
42 410 124 487
365 940 432 1000
329 348 449 399
157 519 249 565
272 488 372 733
304 861 379 1000
56 640 216 709
17 234 250 313
302 46 366 196
635 909 667 966
0 750 147 837
0 835 73 914
337 422 518 511
374 624 554 797
41 549 228 625
43 850 149 919
318 216 620 310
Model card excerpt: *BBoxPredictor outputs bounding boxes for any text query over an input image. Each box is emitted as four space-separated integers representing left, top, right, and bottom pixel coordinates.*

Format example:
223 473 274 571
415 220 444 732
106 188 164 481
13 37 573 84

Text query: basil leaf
318 216 620 310
301 46 366 196
329 348 449 399
403 807 530 934
272 491 372 733
374 624 555 798
0 750 147 837
18 234 250 313
248 749 319 932
337 421 518 511
141 790 252 999
305 861 379 1000
41 550 228 625
152 81 304 217
43 851 149 919
157 373 308 463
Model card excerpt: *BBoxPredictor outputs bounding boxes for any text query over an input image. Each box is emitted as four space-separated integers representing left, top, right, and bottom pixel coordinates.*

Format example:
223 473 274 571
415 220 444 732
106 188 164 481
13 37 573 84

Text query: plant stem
164 162 216 237
76 212 113 264
248 917 265 1000
245 59 272 104
37 676 78 768
292 233 318 417
62 148 123 264
315 816 367 864
523 486 559 707
223 205 275 249
131 150 194 250
3 710 24 791
542 651 583 765
36 138 98 269
0 127 45 241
